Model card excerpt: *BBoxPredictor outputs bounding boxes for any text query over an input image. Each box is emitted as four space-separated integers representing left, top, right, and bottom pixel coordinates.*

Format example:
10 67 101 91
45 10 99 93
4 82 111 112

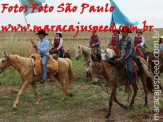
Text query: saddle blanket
30 53 58 75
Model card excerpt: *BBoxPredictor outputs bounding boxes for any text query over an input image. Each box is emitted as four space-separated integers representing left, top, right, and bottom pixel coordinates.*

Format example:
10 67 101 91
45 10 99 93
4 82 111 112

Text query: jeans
96 46 101 56
141 47 147 55
126 57 133 85
42 55 48 80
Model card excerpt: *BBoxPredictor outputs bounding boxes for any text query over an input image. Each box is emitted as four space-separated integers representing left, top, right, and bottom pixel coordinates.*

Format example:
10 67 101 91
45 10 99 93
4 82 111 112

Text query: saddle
30 54 58 77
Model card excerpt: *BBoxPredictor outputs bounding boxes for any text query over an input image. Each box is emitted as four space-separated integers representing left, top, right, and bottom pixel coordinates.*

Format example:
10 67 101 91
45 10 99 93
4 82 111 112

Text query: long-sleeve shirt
51 37 63 50
159 43 163 51
120 36 134 60
108 35 122 45
89 34 101 48
133 35 145 47
37 38 50 56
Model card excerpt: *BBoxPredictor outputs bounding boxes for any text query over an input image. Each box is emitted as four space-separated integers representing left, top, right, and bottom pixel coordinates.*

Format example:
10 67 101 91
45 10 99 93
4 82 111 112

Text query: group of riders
33 28 163 92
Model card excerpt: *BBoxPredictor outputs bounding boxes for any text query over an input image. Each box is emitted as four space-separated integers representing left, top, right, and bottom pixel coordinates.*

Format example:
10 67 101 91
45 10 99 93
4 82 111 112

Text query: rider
133 30 148 58
89 31 101 58
51 31 64 58
159 36 163 52
108 30 122 55
116 27 134 93
33 30 50 83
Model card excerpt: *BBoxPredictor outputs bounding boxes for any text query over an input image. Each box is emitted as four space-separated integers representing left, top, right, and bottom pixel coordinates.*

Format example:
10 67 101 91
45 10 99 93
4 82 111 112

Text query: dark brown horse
91 55 153 119
147 52 163 74
50 48 71 59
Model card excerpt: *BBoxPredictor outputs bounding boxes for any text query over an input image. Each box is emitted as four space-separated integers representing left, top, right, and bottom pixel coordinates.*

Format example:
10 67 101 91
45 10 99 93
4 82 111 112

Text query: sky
0 0 163 29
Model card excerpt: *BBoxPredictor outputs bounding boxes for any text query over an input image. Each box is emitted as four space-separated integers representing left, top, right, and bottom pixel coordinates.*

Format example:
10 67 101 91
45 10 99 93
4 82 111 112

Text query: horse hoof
123 106 128 110
105 114 110 119
58 99 64 102
129 105 133 110
144 104 148 107
12 105 17 108
35 101 41 105
69 93 73 97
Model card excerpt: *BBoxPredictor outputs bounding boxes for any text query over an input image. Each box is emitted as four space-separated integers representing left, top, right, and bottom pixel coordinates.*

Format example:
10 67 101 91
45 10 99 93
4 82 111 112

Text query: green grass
0 41 162 121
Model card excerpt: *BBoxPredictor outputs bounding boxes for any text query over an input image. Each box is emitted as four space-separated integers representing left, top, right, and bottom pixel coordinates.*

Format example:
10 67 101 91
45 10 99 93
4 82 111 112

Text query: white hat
55 31 62 34
160 36 163 39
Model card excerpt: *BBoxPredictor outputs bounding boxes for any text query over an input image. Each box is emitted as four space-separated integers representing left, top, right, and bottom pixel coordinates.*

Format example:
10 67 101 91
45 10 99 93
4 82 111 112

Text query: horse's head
101 49 107 61
105 49 114 60
0 52 10 74
91 54 103 85
75 46 82 60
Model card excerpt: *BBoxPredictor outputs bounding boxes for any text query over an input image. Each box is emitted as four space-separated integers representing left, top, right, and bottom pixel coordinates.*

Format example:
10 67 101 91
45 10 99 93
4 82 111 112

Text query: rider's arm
123 38 134 60
51 38 54 45
108 37 112 45
57 38 63 50
95 35 101 46
140 36 145 47
89 37 91 47
38 40 50 54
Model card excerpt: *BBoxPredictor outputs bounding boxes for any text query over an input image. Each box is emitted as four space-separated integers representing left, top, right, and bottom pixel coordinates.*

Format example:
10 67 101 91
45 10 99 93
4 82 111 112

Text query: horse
49 49 71 60
64 49 71 59
0 53 74 108
101 48 115 61
91 54 153 119
75 45 92 79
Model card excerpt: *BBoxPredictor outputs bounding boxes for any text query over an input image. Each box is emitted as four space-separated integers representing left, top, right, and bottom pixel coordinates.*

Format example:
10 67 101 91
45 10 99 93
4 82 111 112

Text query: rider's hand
115 57 122 62
92 44 95 47
33 42 37 48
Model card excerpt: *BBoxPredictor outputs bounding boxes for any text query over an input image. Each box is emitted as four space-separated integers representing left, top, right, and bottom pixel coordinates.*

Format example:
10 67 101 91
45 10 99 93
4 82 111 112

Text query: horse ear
105 49 107 53
3 51 7 56
78 46 80 49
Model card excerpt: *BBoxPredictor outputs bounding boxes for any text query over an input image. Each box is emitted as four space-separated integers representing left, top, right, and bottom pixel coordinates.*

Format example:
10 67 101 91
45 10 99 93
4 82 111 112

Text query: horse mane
79 45 91 57
9 55 32 68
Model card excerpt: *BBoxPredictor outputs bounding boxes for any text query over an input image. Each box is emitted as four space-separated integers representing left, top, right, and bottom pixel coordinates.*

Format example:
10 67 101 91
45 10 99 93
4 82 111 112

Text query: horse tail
65 58 74 84
133 57 153 92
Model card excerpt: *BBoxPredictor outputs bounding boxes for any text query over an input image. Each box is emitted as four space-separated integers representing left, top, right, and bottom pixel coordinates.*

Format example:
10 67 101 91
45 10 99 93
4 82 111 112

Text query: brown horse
0 53 74 108
50 48 71 59
64 49 71 59
91 55 153 119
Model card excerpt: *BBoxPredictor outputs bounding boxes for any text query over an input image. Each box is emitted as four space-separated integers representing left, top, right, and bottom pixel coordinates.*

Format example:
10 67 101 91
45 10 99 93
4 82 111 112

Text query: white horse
101 48 115 61
75 45 92 78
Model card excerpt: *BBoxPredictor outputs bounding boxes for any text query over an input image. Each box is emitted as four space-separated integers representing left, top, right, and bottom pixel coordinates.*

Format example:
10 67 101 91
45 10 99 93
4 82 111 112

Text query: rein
92 62 110 94
0 47 34 79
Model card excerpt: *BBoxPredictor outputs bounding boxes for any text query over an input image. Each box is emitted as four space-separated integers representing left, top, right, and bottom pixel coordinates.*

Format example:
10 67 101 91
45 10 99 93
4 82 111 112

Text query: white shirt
108 35 122 45
133 35 145 47
51 37 63 50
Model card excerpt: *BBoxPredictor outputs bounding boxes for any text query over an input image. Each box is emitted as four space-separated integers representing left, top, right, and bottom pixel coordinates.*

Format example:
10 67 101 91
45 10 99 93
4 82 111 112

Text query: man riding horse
133 30 149 58
32 30 50 83
108 29 122 55
89 31 101 59
116 27 134 93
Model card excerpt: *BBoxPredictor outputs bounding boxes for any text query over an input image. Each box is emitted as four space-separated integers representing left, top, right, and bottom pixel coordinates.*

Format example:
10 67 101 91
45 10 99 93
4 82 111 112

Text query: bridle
92 61 103 79
92 61 110 93
0 55 10 73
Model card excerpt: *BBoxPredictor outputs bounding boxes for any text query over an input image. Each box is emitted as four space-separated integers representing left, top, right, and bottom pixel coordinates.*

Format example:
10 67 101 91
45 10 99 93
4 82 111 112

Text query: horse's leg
105 85 116 119
13 81 30 108
129 80 138 109
114 96 128 110
141 74 148 106
58 73 71 101
31 83 41 105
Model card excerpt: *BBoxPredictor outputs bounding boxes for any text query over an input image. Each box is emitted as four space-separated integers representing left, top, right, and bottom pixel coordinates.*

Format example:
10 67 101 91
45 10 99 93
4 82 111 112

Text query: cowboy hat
160 36 163 39
136 30 143 34
121 26 132 33
113 29 120 34
55 31 62 34
35 30 48 35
